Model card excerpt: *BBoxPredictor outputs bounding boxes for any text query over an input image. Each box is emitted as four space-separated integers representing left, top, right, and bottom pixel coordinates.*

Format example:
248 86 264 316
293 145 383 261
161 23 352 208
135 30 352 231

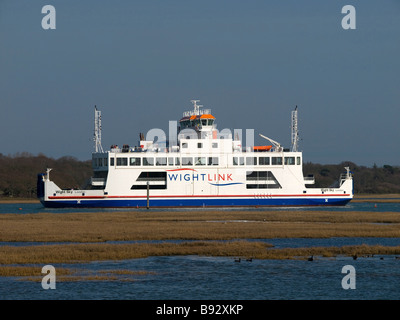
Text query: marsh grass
2 209 400 281
1 211 400 242
4 266 155 282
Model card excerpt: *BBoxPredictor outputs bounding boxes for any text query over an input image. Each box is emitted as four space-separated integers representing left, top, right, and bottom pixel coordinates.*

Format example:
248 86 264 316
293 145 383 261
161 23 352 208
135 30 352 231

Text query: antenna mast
94 106 104 153
191 99 201 114
291 105 299 152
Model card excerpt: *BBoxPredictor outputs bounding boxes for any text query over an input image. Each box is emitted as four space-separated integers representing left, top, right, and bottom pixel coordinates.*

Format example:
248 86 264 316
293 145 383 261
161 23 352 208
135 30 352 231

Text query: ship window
130 157 141 166
246 171 282 189
168 157 174 165
156 157 167 166
182 143 188 148
104 158 108 166
208 157 219 166
143 157 154 166
175 157 180 165
132 172 167 190
98 158 103 166
284 157 295 165
197 143 203 148
195 157 206 165
182 157 193 166
93 158 98 167
259 157 270 165
110 158 114 166
297 157 301 165
208 119 214 126
212 143 218 148
246 157 257 166
272 157 282 165
201 119 207 126
233 157 245 166
117 158 128 166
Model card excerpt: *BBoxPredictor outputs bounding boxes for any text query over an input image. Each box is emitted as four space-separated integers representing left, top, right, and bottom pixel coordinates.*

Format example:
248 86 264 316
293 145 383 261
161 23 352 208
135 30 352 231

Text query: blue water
1 201 399 300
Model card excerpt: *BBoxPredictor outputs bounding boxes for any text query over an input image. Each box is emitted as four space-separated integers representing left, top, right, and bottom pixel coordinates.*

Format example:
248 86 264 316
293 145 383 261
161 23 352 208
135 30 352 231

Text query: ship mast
291 105 299 152
191 99 201 114
94 106 104 153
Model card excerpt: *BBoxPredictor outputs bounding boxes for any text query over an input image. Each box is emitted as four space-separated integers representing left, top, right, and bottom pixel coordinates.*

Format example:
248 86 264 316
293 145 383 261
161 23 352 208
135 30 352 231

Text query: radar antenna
94 106 104 153
191 99 201 114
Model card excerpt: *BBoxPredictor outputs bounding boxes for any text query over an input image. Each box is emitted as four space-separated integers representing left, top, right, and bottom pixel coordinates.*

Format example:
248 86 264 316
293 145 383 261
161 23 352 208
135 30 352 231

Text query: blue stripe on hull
42 197 351 208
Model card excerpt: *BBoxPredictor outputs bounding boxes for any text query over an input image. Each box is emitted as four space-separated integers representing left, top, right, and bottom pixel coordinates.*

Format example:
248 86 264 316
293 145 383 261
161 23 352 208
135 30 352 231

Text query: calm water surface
0 201 399 300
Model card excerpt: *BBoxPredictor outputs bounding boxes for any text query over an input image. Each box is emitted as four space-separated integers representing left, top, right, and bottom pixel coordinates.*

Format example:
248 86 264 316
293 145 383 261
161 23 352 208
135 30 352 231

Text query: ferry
37 100 353 208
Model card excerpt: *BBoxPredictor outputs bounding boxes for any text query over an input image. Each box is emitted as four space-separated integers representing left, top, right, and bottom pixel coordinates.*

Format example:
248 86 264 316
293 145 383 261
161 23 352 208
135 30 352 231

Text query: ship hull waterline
40 196 352 208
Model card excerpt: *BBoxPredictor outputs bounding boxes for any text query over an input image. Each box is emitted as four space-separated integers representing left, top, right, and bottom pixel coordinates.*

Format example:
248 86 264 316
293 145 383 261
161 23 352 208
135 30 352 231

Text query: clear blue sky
0 0 399 166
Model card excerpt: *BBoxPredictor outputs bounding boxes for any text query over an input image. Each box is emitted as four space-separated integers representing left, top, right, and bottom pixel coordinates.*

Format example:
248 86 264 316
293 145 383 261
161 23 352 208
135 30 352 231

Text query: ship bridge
178 100 216 139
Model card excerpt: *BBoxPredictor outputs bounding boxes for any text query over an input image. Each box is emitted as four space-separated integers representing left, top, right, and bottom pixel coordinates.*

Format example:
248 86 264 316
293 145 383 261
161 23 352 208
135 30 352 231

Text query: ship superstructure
38 100 353 208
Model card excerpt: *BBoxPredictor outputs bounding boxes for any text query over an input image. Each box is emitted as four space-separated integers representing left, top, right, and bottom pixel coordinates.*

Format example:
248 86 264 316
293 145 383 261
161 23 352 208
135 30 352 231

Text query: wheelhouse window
246 157 257 166
208 157 219 166
272 157 283 165
168 157 174 166
284 157 295 165
143 157 154 166
233 157 245 166
117 158 128 166
259 157 270 165
212 143 218 148
130 157 141 166
195 157 206 165
297 157 301 165
182 143 188 148
175 157 180 165
156 157 167 166
197 143 203 148
182 157 193 166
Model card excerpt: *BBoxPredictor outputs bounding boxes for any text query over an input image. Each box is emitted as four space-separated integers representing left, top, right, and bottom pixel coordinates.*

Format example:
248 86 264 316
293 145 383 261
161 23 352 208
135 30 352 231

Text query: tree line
0 153 399 198
0 153 92 198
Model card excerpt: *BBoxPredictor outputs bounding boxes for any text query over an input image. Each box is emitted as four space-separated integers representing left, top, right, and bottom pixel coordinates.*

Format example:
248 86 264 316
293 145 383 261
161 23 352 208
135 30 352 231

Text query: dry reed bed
1 210 400 242
0 265 154 281
1 241 400 264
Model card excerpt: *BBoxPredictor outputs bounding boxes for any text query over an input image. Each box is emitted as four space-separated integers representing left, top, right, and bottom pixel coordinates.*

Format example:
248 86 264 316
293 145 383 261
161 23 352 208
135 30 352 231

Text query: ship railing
182 109 211 117
304 175 315 184
91 177 106 186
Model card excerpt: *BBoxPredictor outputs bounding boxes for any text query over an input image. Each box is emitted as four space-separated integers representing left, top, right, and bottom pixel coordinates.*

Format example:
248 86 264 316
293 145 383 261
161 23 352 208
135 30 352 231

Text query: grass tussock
0 241 272 264
1 241 400 266
0 265 155 281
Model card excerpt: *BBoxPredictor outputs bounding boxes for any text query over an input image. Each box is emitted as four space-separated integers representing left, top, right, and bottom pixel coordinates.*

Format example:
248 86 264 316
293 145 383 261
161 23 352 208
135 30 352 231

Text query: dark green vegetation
303 161 400 194
0 153 91 198
0 153 399 198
